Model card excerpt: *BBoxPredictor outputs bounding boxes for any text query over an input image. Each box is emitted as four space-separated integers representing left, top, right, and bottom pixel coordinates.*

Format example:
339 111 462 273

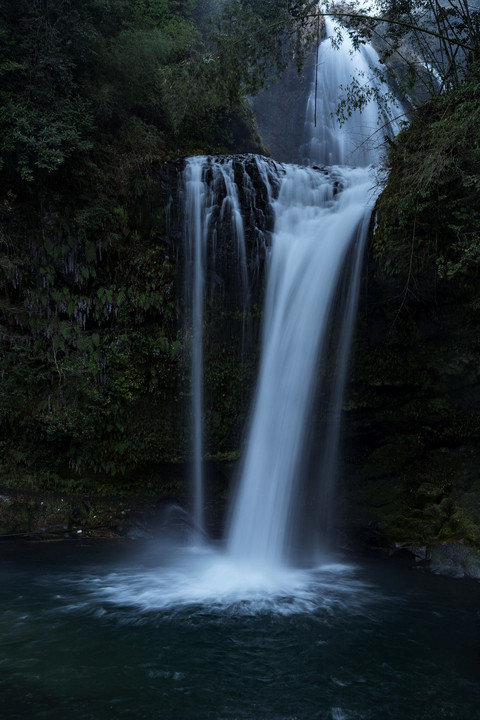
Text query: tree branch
316 11 476 52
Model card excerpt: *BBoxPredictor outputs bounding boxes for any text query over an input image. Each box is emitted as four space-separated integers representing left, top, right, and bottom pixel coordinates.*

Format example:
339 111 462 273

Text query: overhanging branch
316 11 476 52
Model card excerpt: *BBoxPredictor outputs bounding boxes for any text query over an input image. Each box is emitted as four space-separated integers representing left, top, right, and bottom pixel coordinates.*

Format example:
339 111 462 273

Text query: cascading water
183 158 207 536
226 165 376 566
301 17 402 166
182 20 403 573
183 155 273 536
227 21 403 567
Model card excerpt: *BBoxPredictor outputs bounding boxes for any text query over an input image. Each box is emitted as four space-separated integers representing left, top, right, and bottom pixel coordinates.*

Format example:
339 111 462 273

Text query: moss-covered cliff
343 62 480 562
0 0 267 511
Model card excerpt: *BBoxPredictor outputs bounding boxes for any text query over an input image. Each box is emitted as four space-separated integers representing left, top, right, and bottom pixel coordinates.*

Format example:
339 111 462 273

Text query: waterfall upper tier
301 18 403 167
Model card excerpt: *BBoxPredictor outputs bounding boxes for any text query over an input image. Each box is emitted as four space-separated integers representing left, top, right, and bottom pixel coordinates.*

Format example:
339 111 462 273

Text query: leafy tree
366 0 480 98
0 0 265 184
0 0 96 181
215 0 321 93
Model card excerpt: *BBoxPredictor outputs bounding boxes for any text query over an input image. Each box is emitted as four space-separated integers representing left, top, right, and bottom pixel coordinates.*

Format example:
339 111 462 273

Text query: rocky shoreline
3 488 480 581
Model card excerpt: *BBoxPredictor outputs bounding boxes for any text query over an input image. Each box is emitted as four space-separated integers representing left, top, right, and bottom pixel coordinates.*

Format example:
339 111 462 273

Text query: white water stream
226 164 376 566
183 157 252 536
180 19 403 586
183 158 207 536
302 17 402 166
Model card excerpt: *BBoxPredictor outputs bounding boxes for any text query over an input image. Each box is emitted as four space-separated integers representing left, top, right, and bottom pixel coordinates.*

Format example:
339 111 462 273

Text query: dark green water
1 540 479 720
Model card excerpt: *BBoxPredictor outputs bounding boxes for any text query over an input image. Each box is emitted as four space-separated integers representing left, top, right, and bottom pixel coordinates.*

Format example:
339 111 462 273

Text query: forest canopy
1 0 478 184
0 0 288 183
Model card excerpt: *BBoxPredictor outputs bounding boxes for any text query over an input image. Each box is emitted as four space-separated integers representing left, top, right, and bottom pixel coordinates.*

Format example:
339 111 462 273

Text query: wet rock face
184 154 280 266
0 492 121 539
253 60 312 164
174 154 286 466
340 239 480 566
163 154 281 315
410 541 480 580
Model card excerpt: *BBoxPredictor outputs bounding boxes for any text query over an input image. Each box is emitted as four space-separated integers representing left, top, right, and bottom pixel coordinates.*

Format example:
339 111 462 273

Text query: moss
346 75 480 550
453 493 480 546
374 62 480 300
364 439 424 475
343 437 480 548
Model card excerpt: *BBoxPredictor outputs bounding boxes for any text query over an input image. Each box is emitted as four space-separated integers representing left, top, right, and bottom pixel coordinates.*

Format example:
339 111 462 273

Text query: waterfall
314 210 371 547
301 18 402 166
226 166 375 566
183 157 208 536
182 21 402 566
183 156 275 535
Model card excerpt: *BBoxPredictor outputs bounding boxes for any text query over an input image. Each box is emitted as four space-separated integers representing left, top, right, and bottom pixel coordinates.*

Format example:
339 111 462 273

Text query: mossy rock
452 493 480 546
363 438 424 476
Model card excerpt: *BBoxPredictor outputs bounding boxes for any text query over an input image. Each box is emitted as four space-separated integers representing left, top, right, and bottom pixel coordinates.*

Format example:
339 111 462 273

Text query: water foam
59 546 377 618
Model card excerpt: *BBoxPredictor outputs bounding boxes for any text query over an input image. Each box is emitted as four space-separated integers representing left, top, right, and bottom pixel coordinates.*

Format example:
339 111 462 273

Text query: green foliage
0 0 272 494
374 61 480 301
348 61 480 549
0 164 188 484
0 0 96 181
215 0 320 93
0 0 265 183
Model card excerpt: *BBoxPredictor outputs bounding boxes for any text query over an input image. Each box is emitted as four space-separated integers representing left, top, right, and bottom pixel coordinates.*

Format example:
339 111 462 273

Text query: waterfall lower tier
183 158 207 537
226 165 375 567
183 159 378 565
